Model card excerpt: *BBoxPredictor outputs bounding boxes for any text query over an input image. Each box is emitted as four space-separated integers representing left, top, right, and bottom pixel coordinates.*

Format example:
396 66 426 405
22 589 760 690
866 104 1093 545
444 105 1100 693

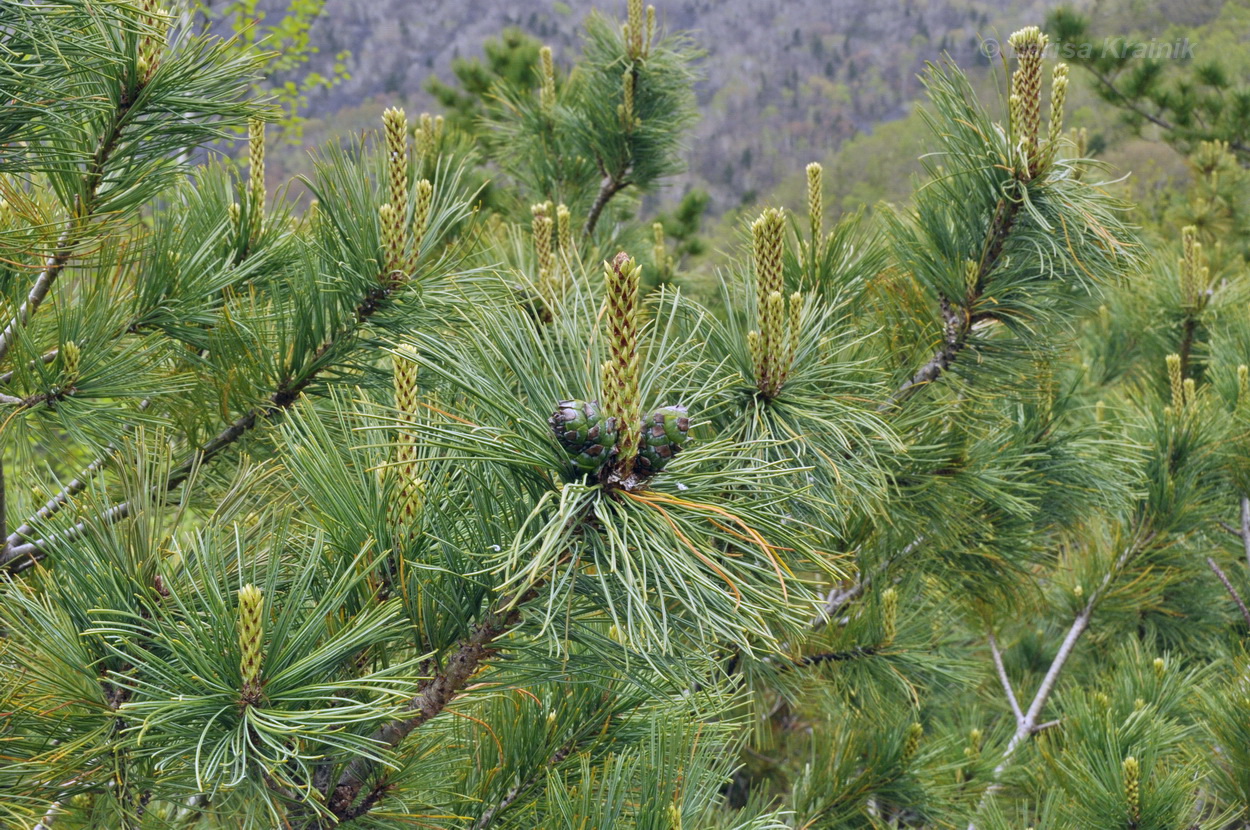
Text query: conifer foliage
3 2 1250 829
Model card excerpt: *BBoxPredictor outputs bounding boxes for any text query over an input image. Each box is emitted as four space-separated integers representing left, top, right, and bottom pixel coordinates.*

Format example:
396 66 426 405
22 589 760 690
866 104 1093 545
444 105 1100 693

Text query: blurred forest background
224 0 1249 269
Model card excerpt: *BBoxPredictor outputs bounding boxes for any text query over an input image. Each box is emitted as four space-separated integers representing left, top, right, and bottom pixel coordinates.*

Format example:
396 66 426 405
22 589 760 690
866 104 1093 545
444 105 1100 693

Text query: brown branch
1178 314 1199 379
794 645 881 667
809 537 924 630
1206 556 1250 629
880 195 1021 412
878 296 968 411
326 590 535 820
582 172 630 237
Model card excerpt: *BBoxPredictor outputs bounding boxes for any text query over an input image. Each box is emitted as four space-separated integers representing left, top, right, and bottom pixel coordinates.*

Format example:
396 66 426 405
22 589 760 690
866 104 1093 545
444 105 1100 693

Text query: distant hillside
278 0 1234 217
285 0 1063 212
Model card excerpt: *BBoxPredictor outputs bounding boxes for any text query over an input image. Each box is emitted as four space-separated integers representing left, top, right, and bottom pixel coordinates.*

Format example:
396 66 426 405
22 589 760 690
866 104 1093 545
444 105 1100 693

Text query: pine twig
2 281 397 571
1206 556 1250 628
4 400 150 553
0 85 132 365
879 195 1021 412
582 171 630 237
1081 65 1250 157
33 797 66 830
325 589 536 821
988 631 1024 728
794 645 881 667
474 738 577 829
809 537 923 630
968 529 1156 830
0 347 58 385
1241 496 1250 573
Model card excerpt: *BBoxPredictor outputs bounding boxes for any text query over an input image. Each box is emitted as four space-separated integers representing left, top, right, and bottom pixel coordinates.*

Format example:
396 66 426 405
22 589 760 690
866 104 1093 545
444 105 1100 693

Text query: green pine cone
637 405 690 473
550 400 618 473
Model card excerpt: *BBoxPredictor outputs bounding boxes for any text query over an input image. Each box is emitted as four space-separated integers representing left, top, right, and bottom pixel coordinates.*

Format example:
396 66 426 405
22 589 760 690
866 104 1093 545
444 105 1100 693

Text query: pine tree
4 3 1250 830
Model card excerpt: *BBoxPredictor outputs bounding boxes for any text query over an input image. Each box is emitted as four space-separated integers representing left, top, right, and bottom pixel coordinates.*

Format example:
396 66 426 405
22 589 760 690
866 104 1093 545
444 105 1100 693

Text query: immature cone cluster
248 120 265 215
1193 139 1235 175
391 345 424 526
966 728 983 760
380 204 403 277
1008 27 1048 157
135 0 166 83
414 113 444 161
1238 364 1249 411
539 46 556 112
413 178 434 257
1166 353 1186 411
238 584 264 704
1179 225 1211 309
531 201 568 318
637 406 689 473
902 722 923 765
881 586 898 646
60 340 80 384
380 108 433 283
1123 756 1141 823
557 204 573 263
532 202 556 302
626 0 644 58
228 201 242 242
602 252 644 471
620 69 637 131
748 208 803 398
806 162 823 272
550 252 688 481
550 400 689 478
652 222 673 280
383 107 410 211
1047 63 1069 151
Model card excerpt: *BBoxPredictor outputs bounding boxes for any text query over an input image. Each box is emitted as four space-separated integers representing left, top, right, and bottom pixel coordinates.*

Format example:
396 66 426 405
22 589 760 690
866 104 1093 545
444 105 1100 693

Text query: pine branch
880 196 1020 411
0 347 58 385
583 171 630 237
1080 65 1250 157
879 296 967 411
1206 556 1250 629
968 529 1156 829
1240 496 1250 573
793 645 882 667
2 281 395 571
324 590 535 821
988 630 1025 728
808 537 923 630
473 737 578 829
0 84 133 365
32 797 66 830
1178 314 1199 379
3 400 149 554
